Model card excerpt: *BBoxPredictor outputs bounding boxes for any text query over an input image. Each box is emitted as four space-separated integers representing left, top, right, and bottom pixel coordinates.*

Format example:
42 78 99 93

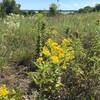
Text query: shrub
49 3 58 16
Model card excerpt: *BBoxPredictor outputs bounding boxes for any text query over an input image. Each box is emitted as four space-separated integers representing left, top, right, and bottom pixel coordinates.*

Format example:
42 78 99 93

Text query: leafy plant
29 37 75 99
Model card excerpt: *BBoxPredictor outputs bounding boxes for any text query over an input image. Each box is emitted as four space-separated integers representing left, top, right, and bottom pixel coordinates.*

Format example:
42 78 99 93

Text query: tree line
78 4 100 13
0 0 100 17
0 1 58 17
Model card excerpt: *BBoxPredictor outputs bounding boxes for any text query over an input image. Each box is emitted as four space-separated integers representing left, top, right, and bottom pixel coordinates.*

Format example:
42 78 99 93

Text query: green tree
78 8 84 13
0 2 6 17
84 6 93 12
95 4 100 11
79 6 93 13
0 0 20 17
49 3 58 16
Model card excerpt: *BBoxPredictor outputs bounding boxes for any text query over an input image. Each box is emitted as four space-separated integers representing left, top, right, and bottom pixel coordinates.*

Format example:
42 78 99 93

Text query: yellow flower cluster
51 56 59 64
36 57 44 64
37 38 75 65
42 46 51 56
43 38 65 64
0 85 9 97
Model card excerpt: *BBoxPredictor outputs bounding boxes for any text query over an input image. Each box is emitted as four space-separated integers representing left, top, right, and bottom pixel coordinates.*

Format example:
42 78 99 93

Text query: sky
4 0 100 10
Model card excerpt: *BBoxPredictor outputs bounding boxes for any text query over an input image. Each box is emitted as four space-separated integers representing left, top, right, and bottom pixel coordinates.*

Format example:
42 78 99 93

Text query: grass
0 12 99 70
0 12 99 63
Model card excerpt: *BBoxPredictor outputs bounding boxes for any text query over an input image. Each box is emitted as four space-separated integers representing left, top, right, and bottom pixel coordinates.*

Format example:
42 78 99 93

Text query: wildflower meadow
0 3 100 99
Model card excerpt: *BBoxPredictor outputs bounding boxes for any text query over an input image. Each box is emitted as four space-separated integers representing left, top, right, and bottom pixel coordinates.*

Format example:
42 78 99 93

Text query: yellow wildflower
46 38 60 50
51 43 60 51
59 52 64 58
36 57 44 64
51 56 59 64
52 42 59 47
58 48 64 58
46 38 54 46
42 46 51 56
0 85 9 97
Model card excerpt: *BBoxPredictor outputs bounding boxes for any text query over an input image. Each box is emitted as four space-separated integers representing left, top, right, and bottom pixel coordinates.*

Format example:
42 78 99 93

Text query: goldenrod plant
29 37 75 98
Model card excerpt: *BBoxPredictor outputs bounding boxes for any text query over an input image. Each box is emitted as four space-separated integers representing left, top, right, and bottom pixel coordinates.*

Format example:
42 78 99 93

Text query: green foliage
0 0 20 17
49 3 58 16
60 32 100 100
78 4 100 13
95 4 100 11
79 6 93 13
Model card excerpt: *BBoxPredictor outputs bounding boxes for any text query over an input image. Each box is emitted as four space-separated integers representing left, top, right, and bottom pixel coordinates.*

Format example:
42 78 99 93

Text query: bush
49 3 58 16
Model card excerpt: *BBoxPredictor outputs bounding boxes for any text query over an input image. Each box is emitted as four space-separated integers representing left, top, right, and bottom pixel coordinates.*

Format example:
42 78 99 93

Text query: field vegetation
0 12 99 100
0 0 100 100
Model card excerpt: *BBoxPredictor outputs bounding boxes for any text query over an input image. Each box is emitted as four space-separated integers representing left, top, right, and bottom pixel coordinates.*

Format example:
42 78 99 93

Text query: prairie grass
0 12 100 66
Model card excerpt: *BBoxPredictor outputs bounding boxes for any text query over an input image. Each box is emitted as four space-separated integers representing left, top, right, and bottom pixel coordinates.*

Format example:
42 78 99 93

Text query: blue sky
16 0 100 10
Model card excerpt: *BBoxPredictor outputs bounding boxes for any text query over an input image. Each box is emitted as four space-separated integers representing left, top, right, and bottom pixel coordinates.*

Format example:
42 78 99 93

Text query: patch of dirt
0 65 32 95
